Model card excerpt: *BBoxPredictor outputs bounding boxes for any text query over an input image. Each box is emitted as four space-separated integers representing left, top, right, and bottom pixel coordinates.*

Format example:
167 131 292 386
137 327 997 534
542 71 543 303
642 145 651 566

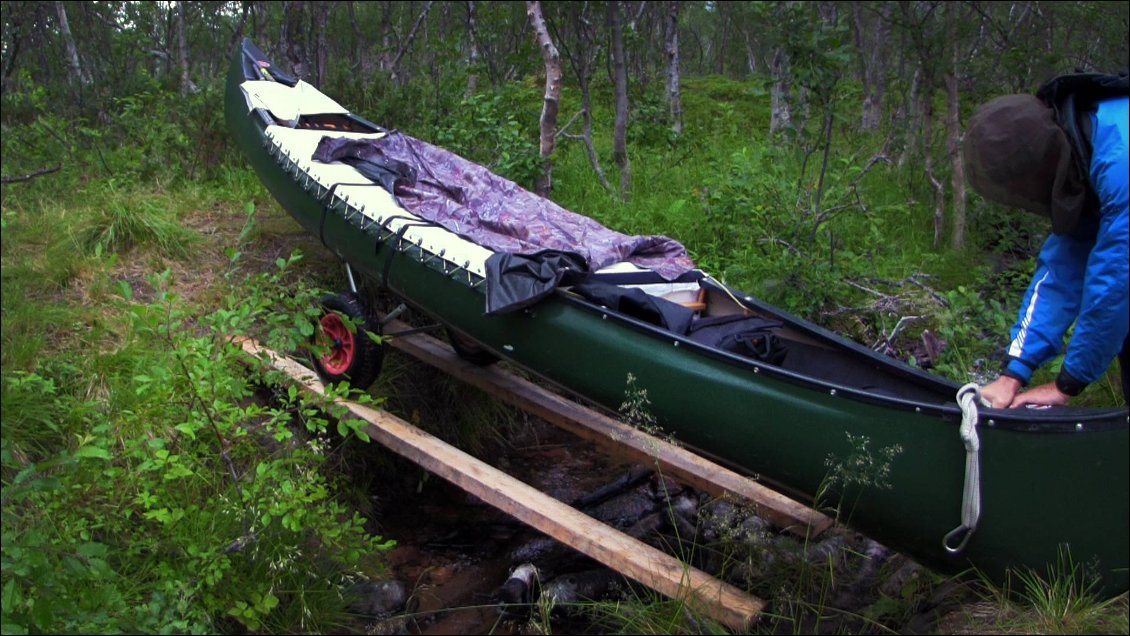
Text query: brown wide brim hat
963 94 1088 234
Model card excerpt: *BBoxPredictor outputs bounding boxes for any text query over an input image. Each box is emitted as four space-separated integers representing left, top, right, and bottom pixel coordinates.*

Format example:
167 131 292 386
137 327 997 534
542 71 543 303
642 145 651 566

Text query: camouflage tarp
313 132 696 281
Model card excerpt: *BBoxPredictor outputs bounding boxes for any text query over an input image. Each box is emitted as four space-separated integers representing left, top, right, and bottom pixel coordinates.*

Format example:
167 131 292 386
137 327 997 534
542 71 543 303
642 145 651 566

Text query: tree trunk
227 2 251 62
715 0 728 76
920 74 945 250
896 66 921 169
252 1 265 48
852 1 891 131
282 1 309 80
378 1 394 72
1 7 25 94
610 1 632 200
665 1 683 136
174 1 193 96
945 6 966 250
811 107 836 240
55 1 90 86
578 77 615 195
465 1 480 96
769 48 792 136
527 1 561 197
389 1 435 82
313 2 329 86
740 25 758 77
559 1 615 194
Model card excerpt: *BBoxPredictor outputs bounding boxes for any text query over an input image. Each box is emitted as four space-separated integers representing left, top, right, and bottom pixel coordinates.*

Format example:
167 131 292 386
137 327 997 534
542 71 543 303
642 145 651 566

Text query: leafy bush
930 281 1013 384
691 144 893 322
1 255 394 634
429 91 541 188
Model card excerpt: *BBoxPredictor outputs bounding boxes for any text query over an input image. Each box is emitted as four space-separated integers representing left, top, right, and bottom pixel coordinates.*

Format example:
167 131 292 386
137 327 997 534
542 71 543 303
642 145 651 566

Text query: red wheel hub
318 313 355 375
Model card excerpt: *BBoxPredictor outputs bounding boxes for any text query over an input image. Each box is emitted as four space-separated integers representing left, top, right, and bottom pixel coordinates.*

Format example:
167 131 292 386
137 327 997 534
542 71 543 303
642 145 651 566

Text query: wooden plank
381 318 834 538
239 338 764 631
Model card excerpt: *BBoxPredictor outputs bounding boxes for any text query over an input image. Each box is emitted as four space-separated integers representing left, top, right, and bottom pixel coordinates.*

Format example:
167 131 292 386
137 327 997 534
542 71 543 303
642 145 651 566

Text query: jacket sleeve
1004 97 1130 388
1057 98 1130 391
1003 235 1088 384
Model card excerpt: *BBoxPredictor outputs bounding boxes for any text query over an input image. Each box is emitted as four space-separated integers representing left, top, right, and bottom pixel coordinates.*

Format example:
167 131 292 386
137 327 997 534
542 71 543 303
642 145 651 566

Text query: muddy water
370 419 636 635
358 406 966 635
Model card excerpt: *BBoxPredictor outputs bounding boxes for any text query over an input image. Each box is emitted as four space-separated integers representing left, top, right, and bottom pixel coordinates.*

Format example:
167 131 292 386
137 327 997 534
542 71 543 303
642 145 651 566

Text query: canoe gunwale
226 38 1129 596
241 73 1128 435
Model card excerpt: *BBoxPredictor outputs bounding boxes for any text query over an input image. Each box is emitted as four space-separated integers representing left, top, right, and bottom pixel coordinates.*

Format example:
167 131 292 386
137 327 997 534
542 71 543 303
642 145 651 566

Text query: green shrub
429 91 541 188
1 256 393 634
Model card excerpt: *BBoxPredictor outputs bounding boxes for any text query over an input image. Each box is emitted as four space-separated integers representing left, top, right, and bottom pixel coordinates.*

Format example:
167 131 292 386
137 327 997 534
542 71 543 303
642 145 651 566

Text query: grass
1 176 398 633
941 548 1130 635
2 70 1126 633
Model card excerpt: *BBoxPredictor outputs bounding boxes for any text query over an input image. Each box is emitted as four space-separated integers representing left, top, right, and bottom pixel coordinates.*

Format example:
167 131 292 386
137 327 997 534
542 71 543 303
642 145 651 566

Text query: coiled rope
943 382 984 554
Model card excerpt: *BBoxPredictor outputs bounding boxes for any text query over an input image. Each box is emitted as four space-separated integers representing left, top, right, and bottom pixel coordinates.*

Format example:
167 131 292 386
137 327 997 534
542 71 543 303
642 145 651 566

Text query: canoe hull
225 41 1129 596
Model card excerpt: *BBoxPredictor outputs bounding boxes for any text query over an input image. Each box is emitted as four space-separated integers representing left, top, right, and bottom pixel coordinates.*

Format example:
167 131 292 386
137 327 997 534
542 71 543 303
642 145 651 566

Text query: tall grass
960 547 1130 635
76 190 200 257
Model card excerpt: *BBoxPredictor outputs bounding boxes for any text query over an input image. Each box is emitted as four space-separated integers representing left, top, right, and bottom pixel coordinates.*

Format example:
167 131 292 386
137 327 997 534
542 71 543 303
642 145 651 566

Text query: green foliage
430 90 541 188
965 546 1130 635
689 143 900 324
618 372 658 431
1 253 393 634
76 183 201 258
931 282 1014 384
627 89 679 149
822 433 903 495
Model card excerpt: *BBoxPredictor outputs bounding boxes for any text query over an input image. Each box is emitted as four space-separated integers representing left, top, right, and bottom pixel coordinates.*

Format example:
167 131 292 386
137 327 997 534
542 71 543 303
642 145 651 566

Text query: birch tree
944 2 966 249
465 1 481 96
526 1 561 197
174 1 193 96
55 1 90 86
609 0 632 200
851 1 892 131
665 1 684 136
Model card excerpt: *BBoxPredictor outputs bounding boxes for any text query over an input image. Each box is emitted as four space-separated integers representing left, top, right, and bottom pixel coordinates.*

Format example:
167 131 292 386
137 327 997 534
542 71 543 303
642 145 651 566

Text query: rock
348 579 408 617
879 559 925 598
427 565 453 585
540 569 623 608
496 562 539 610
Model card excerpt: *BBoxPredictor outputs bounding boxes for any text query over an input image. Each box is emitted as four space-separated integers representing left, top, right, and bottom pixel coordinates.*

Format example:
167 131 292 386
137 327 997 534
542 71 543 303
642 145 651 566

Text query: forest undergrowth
2 70 1126 634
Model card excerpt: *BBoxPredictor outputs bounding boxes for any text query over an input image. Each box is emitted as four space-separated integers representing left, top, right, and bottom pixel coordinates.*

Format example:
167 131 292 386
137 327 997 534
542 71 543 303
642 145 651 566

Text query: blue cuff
1005 358 1035 385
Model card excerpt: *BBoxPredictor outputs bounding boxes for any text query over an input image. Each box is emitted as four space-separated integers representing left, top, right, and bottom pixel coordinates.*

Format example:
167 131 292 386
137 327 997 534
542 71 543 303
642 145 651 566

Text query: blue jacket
1004 96 1129 392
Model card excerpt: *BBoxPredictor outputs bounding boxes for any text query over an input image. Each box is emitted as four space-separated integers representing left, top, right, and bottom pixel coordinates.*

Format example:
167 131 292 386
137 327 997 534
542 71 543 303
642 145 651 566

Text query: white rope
943 382 984 554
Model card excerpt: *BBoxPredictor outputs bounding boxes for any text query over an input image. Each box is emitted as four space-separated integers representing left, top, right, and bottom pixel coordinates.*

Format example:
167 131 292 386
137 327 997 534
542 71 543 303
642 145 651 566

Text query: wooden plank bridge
239 320 834 631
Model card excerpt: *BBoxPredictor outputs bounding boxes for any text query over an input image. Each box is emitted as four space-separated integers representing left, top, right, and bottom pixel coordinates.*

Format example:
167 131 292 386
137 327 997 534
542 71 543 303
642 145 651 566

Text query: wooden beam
381 318 833 538
239 338 764 631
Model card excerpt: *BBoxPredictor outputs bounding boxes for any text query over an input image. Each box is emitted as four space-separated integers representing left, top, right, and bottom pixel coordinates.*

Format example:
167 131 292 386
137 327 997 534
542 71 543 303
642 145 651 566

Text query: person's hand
1009 382 1071 408
981 376 1022 409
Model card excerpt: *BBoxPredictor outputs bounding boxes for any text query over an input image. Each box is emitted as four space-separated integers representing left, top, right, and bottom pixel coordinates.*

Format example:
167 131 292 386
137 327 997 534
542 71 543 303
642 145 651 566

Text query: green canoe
226 39 1128 596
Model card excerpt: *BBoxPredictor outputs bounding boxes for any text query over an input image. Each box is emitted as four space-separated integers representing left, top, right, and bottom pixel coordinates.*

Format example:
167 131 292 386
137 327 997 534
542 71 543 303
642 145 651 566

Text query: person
963 79 1128 409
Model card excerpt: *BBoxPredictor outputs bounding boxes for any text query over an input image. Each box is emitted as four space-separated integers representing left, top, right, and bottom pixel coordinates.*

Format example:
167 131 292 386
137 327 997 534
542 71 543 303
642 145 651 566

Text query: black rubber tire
310 292 383 390
445 327 499 366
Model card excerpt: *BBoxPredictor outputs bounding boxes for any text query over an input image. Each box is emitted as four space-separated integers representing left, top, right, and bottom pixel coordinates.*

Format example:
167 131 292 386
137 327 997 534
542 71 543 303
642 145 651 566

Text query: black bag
687 314 787 365
484 250 590 315
571 281 696 334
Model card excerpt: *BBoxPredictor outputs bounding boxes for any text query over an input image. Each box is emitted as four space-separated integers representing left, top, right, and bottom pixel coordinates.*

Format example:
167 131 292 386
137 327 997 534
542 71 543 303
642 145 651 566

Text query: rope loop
945 382 984 555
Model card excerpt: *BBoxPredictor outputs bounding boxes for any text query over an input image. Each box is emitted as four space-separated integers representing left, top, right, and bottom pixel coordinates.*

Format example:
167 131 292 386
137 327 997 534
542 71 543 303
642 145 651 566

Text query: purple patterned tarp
312 132 696 281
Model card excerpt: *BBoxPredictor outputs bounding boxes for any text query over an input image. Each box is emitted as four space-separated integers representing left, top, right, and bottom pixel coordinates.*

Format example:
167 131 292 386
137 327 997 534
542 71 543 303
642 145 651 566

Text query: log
238 337 764 631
